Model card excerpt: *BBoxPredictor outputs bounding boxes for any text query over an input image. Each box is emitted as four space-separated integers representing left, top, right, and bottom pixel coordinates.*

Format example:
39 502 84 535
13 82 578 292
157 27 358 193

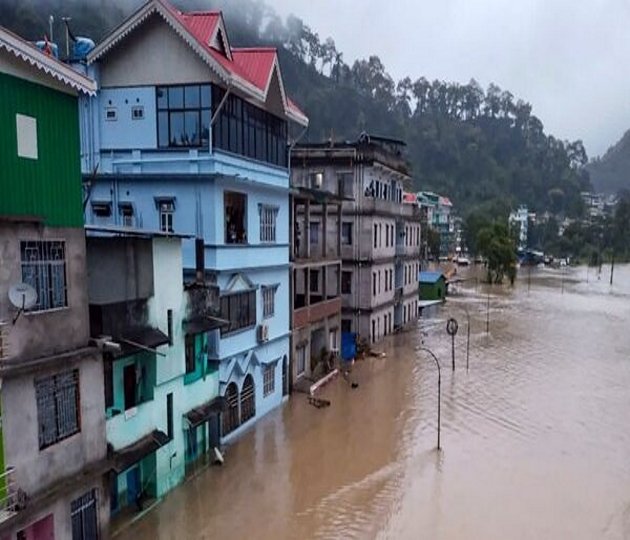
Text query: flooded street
117 265 630 540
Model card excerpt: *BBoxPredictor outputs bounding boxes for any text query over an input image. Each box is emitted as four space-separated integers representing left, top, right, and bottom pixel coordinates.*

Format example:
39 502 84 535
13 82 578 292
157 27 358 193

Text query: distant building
581 191 616 221
288 166 343 387
292 135 422 346
419 272 447 301
509 205 529 251
0 26 107 539
417 191 454 257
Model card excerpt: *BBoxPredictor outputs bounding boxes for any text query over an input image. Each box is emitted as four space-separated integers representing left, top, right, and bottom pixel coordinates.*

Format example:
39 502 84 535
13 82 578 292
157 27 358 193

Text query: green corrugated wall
0 71 83 227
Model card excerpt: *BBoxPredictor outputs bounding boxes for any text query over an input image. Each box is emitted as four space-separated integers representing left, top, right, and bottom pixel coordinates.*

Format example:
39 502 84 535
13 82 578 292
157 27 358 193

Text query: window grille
71 489 98 540
259 205 278 243
119 204 134 227
222 383 240 435
36 369 80 449
220 290 256 335
240 375 255 423
262 286 276 318
21 241 67 312
263 364 275 397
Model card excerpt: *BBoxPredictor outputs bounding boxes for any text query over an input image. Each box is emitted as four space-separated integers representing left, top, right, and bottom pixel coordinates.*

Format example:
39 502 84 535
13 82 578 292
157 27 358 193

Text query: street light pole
419 347 442 450
486 287 490 334
465 308 470 370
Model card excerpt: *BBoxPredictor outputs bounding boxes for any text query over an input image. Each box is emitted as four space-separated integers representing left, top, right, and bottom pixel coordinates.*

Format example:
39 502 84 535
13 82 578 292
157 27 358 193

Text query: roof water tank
73 37 95 60
34 40 59 58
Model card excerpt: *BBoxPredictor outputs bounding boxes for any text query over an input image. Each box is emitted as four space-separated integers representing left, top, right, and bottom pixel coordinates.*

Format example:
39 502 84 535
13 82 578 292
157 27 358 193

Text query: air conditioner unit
0 321 10 361
257 323 269 343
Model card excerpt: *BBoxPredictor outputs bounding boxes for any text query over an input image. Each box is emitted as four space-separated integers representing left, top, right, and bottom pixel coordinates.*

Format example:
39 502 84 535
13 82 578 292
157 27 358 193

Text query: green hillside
586 130 630 195
0 0 592 218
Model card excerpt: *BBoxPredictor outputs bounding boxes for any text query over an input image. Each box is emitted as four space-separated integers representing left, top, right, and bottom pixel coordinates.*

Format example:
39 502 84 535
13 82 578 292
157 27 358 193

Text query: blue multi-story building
78 0 308 443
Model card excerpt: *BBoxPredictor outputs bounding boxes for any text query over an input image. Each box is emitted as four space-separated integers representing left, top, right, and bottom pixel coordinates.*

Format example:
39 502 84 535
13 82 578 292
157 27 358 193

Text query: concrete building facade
0 27 108 539
78 0 308 455
289 165 343 386
292 136 422 346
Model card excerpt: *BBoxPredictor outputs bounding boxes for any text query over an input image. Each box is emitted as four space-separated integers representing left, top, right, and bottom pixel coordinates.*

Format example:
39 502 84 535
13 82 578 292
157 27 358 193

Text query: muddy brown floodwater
116 264 630 540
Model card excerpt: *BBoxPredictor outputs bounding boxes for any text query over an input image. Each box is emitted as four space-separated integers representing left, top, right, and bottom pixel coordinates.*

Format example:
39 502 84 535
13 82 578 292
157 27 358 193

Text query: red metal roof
232 48 276 92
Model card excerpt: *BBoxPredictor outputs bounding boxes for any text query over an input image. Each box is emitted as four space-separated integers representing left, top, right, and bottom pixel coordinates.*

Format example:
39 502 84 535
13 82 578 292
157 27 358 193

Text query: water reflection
117 264 630 540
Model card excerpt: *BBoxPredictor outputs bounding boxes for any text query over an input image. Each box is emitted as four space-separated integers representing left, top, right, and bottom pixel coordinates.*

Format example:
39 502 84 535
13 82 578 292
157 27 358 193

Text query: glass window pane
168 86 184 109
169 112 185 146
185 111 200 146
201 85 211 108
158 111 169 147
201 109 210 147
157 87 168 109
185 86 200 109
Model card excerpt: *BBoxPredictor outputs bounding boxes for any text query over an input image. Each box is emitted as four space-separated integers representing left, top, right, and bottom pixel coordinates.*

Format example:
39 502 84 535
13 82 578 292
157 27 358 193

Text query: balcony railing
0 467 22 524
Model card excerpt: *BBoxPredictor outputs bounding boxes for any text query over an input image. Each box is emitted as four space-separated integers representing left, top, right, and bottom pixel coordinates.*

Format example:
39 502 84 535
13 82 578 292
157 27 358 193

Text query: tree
427 228 441 259
476 222 517 284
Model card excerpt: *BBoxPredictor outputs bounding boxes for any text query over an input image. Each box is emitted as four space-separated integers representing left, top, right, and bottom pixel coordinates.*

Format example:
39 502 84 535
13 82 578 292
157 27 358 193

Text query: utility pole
486 288 490 334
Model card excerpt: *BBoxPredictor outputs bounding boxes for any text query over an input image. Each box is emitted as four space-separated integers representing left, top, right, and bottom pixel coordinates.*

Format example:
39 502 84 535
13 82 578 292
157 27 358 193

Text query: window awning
184 397 227 429
110 429 169 474
115 326 170 358
183 317 224 335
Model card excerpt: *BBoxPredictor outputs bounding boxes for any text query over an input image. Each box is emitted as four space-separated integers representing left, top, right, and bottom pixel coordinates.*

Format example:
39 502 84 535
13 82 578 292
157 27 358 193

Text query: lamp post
446 318 459 371
419 347 442 450
486 287 490 334
463 308 470 370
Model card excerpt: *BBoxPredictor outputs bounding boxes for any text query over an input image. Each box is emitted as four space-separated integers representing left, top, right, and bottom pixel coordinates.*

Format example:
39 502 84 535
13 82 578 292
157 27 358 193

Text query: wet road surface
116 264 630 540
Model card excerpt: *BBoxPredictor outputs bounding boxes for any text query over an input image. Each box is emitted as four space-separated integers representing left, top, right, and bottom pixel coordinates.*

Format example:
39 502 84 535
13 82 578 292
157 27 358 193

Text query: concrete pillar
322 202 328 259
305 199 311 259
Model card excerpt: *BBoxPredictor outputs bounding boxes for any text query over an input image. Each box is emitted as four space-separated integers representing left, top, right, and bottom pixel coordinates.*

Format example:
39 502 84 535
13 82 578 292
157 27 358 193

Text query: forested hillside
0 0 592 217
586 130 630 195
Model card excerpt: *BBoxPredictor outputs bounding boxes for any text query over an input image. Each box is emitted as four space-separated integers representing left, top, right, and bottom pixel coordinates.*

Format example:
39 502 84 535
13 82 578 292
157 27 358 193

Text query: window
35 369 80 449
16 113 38 159
185 334 196 374
342 319 352 333
225 192 247 244
91 201 111 217
296 345 306 376
337 172 353 197
240 375 255 423
262 286 276 318
166 393 173 440
105 107 117 121
372 272 376 296
263 364 275 397
131 106 144 120
374 224 378 248
309 222 319 244
390 226 394 246
159 201 174 233
329 328 338 351
71 490 98 540
222 383 239 435
157 84 210 148
212 85 288 167
220 290 256 335
259 205 278 243
119 203 134 227
309 269 319 293
341 271 352 294
341 222 353 245
21 240 67 312
385 224 390 247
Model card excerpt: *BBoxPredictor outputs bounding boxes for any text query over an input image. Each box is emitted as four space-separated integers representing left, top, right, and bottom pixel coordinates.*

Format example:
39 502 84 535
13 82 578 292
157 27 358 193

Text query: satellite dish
9 284 38 323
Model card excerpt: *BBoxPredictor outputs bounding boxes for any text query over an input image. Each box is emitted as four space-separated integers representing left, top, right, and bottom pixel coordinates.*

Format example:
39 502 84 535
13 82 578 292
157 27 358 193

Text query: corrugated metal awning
184 397 227 429
110 430 169 474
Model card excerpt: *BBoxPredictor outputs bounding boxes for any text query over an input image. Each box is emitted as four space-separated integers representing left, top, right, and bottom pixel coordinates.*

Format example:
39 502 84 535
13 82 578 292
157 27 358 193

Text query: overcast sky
264 0 630 158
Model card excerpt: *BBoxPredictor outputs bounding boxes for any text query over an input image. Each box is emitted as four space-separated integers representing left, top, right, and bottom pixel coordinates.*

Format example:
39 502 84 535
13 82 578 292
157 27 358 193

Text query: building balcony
0 467 20 525
94 148 289 190
205 243 289 271
293 297 341 329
